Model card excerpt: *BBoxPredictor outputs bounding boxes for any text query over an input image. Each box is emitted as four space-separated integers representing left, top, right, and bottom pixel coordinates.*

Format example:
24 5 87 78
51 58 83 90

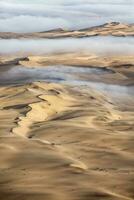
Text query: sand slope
0 81 134 200
1 54 134 86
0 22 134 39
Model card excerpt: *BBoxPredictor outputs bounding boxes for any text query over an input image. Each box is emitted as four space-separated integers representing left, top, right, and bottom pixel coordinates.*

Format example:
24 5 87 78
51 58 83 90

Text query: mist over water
0 65 111 84
0 0 134 32
0 0 133 99
0 37 134 55
0 65 133 100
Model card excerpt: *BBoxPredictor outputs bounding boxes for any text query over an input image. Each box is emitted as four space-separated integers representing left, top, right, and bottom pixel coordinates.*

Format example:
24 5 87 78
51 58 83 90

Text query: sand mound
0 81 134 200
0 22 134 39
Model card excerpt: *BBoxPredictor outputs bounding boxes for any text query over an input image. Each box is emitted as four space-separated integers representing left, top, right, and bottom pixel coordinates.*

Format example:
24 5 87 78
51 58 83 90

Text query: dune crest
0 22 134 39
0 81 134 200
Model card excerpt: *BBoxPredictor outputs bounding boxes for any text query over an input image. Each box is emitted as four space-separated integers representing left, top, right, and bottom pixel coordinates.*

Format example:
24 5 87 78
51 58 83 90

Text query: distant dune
0 22 134 39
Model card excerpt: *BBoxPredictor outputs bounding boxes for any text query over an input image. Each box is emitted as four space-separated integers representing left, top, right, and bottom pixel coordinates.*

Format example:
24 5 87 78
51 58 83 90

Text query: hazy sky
0 0 134 32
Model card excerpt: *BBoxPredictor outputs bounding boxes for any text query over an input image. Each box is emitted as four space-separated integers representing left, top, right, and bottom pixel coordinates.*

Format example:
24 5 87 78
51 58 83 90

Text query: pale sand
0 79 134 200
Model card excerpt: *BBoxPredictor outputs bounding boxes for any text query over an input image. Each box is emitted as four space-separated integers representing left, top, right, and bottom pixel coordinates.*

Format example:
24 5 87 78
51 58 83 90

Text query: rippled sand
0 53 134 200
0 20 134 199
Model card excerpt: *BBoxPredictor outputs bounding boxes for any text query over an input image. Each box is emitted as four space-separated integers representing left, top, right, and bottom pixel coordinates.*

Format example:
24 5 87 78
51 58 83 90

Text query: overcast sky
0 0 134 32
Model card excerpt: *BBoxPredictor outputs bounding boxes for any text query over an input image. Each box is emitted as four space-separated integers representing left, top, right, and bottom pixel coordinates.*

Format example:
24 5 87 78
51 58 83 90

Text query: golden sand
0 20 134 198
0 22 134 39
0 79 134 200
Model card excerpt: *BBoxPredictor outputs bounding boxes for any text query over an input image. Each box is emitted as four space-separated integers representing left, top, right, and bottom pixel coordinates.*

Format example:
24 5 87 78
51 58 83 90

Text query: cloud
0 0 134 32
0 16 70 33
0 37 134 56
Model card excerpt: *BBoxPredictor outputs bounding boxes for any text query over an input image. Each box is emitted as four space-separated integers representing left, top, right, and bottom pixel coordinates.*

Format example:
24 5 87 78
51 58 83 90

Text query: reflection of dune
0 81 134 200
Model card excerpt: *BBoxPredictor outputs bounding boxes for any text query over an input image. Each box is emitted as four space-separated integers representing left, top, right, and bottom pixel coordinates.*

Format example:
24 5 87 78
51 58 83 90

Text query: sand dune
0 22 134 39
0 18 134 200
0 0 134 199
1 53 134 86
0 80 134 200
